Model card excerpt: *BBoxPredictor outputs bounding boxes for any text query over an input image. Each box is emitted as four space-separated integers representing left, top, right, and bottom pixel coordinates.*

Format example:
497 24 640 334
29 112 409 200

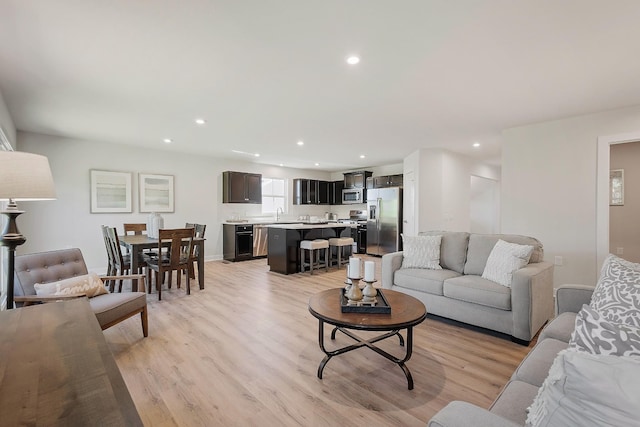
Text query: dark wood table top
0 299 143 426
308 288 427 331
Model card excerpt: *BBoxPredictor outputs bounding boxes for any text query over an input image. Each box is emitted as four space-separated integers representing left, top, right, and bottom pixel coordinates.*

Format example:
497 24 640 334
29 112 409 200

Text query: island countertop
267 223 356 230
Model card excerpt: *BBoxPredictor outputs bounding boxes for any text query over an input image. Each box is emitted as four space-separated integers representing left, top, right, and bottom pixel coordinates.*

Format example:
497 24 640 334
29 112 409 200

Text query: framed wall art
90 170 133 213
610 169 624 206
139 173 174 212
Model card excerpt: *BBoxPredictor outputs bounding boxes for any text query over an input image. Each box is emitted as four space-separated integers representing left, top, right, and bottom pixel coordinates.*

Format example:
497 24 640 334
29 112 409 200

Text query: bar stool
300 239 329 274
329 237 354 268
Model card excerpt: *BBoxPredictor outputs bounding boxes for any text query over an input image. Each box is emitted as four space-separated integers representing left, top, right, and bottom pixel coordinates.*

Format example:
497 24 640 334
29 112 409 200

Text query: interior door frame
596 131 640 271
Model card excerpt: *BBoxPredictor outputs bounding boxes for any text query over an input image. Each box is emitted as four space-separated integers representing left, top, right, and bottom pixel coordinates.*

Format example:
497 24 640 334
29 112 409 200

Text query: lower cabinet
223 224 254 261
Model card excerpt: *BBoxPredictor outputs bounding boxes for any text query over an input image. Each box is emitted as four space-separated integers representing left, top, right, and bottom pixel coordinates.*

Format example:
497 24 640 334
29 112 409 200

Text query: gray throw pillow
569 304 640 357
590 254 640 328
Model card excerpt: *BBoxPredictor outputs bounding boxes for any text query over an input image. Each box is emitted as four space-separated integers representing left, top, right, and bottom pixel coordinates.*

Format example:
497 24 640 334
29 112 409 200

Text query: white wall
502 104 640 288
406 148 500 233
17 131 343 272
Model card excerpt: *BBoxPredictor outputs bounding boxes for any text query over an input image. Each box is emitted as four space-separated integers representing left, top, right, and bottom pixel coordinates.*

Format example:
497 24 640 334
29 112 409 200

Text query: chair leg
325 247 329 272
310 249 314 275
186 268 191 295
141 306 149 337
156 269 162 301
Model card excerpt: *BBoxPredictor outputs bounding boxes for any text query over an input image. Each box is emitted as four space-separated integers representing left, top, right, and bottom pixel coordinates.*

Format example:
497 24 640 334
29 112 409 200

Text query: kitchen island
267 223 356 274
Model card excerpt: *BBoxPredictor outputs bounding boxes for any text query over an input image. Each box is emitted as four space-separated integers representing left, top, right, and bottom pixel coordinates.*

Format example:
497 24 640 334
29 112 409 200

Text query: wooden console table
0 299 143 426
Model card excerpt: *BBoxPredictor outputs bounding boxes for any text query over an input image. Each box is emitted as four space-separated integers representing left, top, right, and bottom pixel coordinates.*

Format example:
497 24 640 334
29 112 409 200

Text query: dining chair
123 223 147 235
101 225 117 290
184 223 206 280
106 226 133 292
145 228 195 301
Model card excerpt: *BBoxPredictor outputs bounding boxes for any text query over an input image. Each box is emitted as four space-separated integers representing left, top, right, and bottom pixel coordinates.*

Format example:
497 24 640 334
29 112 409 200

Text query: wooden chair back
158 228 195 270
101 225 115 275
124 223 147 235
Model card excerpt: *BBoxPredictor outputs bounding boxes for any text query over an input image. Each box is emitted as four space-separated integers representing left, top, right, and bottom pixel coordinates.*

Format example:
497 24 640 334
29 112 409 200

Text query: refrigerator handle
377 198 381 225
369 203 376 220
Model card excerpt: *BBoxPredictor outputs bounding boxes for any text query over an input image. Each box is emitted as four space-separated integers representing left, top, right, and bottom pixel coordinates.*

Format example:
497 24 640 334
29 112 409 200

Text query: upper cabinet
329 180 344 205
223 171 262 203
367 174 403 189
343 171 372 189
293 179 330 205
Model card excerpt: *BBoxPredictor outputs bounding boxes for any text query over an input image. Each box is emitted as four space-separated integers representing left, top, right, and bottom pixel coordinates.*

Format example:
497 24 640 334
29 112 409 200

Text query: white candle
349 257 361 278
364 261 375 282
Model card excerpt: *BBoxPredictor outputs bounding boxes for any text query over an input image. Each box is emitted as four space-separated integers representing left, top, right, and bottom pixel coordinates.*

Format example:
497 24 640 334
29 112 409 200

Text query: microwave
342 188 365 204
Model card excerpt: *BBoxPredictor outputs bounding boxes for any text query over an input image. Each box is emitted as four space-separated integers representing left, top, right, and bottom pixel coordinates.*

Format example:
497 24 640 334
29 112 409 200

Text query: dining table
119 234 206 289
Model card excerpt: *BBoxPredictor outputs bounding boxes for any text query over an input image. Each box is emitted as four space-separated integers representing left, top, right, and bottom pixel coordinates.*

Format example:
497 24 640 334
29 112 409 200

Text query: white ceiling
2 1 640 171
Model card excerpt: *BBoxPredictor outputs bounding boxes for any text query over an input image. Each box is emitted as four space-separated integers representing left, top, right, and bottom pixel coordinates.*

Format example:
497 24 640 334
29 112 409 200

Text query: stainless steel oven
342 188 365 204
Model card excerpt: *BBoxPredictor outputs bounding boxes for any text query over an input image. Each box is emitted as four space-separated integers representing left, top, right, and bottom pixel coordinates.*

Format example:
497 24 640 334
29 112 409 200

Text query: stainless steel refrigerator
366 187 403 256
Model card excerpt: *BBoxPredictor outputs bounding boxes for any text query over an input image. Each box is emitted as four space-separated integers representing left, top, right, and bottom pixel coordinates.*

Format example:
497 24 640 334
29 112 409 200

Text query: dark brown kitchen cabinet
293 179 330 205
329 180 344 205
223 171 262 203
367 174 403 189
343 171 372 188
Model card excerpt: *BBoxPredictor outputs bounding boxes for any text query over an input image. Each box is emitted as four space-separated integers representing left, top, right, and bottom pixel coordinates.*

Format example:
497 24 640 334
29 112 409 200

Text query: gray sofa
427 284 595 427
381 232 554 343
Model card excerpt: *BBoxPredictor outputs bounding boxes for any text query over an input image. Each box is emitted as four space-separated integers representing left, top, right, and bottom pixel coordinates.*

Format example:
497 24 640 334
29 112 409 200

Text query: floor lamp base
1 209 26 310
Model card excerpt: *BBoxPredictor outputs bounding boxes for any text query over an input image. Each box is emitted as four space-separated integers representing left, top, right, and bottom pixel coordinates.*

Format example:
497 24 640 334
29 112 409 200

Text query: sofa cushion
34 272 108 298
482 239 534 287
443 275 511 310
538 312 576 343
419 231 470 274
511 338 568 387
489 380 540 426
590 254 640 328
394 268 460 295
464 234 544 276
400 234 442 269
527 350 640 427
570 304 640 357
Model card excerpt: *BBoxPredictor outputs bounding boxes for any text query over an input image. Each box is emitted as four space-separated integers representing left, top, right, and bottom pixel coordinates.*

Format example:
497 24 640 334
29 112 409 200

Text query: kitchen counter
223 220 338 225
267 223 355 274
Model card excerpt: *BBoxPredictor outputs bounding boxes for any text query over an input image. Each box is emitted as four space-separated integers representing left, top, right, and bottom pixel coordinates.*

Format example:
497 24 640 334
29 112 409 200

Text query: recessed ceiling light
297 140 304 146
346 55 360 65
195 118 206 125
163 138 172 144
254 153 260 157
359 155 365 159
314 163 320 166
279 163 284 167
473 142 481 148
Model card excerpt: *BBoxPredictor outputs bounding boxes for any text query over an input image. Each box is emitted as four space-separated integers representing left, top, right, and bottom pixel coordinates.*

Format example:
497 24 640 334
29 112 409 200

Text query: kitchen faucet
276 207 284 221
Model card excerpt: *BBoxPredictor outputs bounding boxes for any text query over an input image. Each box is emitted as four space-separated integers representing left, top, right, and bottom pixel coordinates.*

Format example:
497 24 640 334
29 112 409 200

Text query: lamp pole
1 201 26 309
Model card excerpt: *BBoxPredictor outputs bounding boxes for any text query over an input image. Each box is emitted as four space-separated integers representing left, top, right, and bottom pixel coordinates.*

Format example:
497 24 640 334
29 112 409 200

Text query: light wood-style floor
105 256 533 427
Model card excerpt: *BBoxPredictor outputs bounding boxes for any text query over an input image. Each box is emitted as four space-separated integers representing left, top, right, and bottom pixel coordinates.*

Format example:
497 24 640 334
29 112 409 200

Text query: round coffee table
308 288 427 390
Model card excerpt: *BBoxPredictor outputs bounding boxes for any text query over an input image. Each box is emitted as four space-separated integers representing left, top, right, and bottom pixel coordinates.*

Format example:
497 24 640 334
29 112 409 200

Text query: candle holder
361 279 378 304
345 277 363 303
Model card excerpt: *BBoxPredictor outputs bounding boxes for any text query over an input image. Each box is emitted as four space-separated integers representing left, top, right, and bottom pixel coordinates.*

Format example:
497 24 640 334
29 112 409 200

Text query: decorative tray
340 288 391 314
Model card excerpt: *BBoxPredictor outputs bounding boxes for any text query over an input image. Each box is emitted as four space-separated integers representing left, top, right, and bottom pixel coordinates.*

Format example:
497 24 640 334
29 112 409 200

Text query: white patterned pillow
590 254 640 328
34 272 109 298
526 349 640 427
569 304 640 357
481 239 534 287
401 234 442 270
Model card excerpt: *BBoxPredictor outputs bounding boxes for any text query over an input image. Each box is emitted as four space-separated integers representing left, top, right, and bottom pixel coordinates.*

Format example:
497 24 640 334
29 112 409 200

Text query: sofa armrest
555 284 595 315
428 401 521 427
511 261 554 342
381 251 404 289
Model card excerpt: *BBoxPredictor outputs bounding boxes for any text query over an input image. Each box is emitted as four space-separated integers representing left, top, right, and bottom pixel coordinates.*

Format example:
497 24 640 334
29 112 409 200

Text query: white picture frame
139 173 174 213
90 170 133 213
610 169 624 206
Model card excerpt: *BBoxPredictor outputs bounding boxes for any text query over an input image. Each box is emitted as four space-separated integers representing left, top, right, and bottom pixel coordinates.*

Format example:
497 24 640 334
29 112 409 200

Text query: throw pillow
526 349 640 427
481 239 534 287
400 234 442 270
569 304 640 357
590 254 640 328
34 272 109 298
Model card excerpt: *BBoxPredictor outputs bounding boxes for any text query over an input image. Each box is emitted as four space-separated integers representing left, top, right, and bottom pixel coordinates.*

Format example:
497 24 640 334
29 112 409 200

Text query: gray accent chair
13 248 148 336
382 232 554 343
427 284 595 426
